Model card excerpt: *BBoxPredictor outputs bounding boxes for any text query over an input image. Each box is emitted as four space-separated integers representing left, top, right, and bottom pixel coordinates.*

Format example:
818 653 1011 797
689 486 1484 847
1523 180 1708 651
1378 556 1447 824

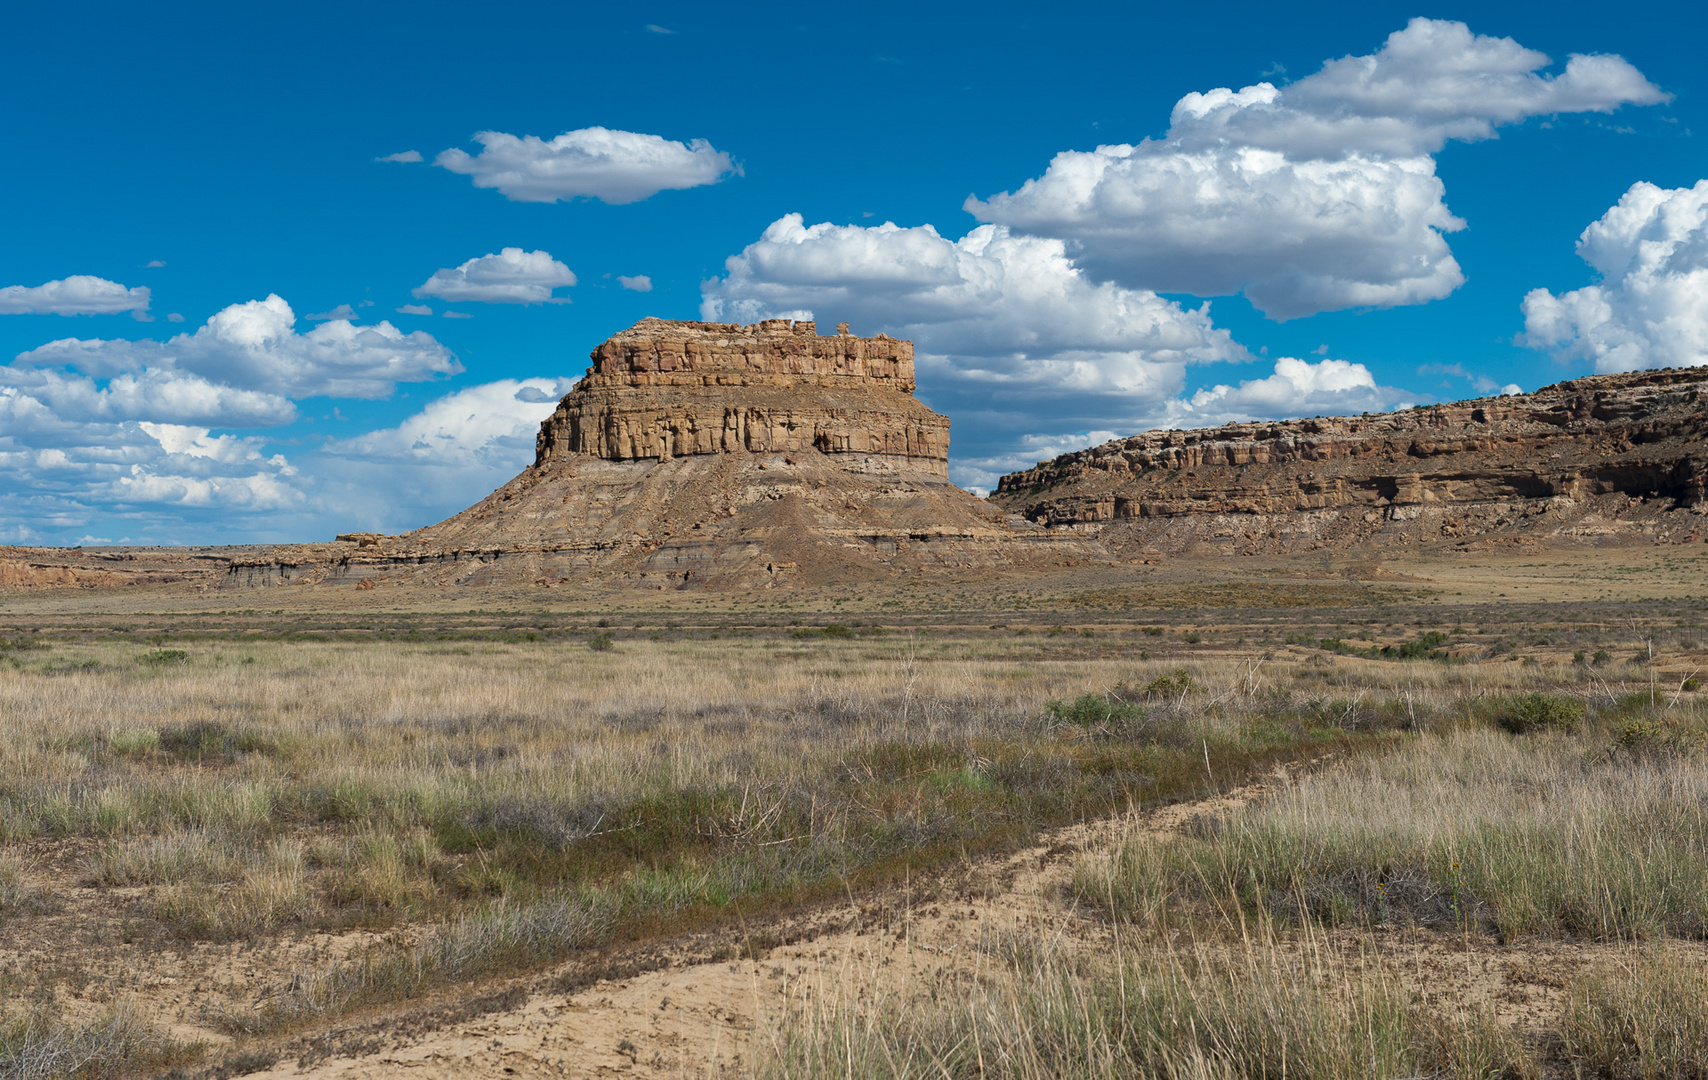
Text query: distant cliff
992 368 1708 554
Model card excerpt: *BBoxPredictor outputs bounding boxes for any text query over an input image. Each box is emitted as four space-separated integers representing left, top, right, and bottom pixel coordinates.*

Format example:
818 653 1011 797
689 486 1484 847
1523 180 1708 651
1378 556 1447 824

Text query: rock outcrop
535 318 949 465
992 368 1708 555
227 319 1086 590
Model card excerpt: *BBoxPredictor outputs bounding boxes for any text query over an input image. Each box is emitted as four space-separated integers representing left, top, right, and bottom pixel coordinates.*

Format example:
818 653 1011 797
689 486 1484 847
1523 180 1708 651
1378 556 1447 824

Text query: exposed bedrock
992 367 1708 554
226 319 1094 590
533 317 949 469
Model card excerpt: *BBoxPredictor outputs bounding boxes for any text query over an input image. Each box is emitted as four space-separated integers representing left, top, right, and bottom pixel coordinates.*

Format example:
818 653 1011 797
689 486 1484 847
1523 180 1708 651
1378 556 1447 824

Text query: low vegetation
0 600 1701 1073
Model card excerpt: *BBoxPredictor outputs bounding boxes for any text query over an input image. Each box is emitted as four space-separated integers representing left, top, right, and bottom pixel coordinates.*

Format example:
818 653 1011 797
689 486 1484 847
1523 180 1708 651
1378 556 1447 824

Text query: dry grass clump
1079 719 1708 939
0 856 59 922
0 1002 201 1080
760 924 1532 1079
228 891 616 1034
1562 948 1708 1078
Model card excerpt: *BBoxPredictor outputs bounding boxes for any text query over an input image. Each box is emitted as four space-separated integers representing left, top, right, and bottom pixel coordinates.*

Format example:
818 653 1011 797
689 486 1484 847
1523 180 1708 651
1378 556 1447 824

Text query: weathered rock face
534 317 949 468
992 368 1708 554
225 319 1091 590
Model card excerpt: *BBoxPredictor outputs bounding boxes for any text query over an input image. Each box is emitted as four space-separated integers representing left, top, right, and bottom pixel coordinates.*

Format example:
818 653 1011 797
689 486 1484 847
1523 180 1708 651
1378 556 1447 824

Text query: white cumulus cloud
0 367 293 429
1165 357 1414 427
1519 180 1708 372
414 248 576 305
0 276 152 317
313 378 574 531
618 275 653 292
703 214 1244 379
434 127 735 204
703 214 1433 492
20 295 461 399
702 213 1256 485
969 19 1667 319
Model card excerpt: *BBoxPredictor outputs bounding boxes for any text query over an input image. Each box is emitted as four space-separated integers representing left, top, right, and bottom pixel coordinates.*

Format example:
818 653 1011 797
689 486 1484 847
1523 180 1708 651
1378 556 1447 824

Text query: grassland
0 554 1703 1076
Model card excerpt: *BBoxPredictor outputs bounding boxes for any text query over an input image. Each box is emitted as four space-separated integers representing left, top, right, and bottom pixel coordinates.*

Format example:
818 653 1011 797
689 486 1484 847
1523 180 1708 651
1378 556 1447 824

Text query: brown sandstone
225 319 1084 590
992 367 1708 556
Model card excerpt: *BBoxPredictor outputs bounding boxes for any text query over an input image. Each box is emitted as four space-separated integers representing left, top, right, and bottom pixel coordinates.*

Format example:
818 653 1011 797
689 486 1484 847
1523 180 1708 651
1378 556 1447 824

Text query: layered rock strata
535 318 949 465
228 319 1086 589
992 368 1708 554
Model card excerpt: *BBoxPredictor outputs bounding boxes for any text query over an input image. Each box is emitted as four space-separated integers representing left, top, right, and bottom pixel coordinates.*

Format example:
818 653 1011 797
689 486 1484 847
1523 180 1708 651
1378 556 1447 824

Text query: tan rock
533 317 949 468
992 367 1708 555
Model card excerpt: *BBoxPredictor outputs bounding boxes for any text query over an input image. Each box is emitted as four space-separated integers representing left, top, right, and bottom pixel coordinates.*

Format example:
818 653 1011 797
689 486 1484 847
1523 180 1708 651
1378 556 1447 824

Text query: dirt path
236 779 1264 1079
239 764 1708 1079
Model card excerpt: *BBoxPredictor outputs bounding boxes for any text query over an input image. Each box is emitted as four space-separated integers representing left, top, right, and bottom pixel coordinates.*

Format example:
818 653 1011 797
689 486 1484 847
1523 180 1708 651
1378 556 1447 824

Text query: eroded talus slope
992 368 1708 556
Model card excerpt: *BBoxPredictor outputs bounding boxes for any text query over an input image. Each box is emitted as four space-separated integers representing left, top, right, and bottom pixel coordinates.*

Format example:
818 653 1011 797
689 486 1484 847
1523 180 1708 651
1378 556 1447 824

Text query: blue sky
2 1 1703 545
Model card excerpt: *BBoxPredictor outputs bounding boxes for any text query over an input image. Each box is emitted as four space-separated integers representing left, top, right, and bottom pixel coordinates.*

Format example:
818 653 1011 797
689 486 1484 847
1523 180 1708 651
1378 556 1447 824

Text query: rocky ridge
991 367 1708 556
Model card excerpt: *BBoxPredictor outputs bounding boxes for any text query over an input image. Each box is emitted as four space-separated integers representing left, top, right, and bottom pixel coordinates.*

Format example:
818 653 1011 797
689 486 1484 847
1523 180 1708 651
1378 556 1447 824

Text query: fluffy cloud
413 248 576 305
969 19 1666 319
703 214 1244 379
0 276 151 317
702 213 1258 485
20 295 461 399
376 150 423 163
435 127 735 204
0 368 293 430
314 378 573 531
703 214 1435 492
618 275 653 292
1164 357 1414 427
949 358 1416 491
1519 180 1708 372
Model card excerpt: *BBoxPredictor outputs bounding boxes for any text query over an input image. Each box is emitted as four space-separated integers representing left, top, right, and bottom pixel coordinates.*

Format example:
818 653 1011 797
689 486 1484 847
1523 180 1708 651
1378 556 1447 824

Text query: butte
231 318 1082 589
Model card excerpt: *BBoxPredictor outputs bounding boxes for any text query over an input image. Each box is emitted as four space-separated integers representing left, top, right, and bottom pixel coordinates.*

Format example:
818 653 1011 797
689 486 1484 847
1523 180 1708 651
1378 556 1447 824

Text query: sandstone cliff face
533 318 949 468
992 368 1708 554
225 318 1089 590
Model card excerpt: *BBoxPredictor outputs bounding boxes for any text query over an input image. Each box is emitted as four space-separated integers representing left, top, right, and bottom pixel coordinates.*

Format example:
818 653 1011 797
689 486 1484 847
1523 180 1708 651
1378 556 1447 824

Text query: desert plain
0 537 1705 1079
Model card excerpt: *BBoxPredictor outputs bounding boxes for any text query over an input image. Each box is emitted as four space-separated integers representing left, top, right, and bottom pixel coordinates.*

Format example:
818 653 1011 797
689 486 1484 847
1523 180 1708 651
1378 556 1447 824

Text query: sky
2 0 1704 546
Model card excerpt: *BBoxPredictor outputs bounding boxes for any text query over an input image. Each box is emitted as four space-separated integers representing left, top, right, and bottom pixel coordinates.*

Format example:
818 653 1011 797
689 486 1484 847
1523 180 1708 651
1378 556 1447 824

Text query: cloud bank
435 127 735 204
21 295 461 400
969 19 1666 319
1520 180 1708 372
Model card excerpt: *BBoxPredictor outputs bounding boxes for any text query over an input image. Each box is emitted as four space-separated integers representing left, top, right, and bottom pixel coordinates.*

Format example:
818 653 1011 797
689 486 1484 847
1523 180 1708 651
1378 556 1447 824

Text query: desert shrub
790 623 853 640
1044 693 1145 731
1379 631 1451 660
585 632 615 652
1493 692 1584 734
1131 669 1201 699
138 648 190 666
156 721 278 763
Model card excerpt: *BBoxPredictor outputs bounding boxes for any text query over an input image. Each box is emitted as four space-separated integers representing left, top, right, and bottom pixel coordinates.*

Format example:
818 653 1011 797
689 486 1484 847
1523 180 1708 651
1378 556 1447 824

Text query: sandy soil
222 764 1708 1080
